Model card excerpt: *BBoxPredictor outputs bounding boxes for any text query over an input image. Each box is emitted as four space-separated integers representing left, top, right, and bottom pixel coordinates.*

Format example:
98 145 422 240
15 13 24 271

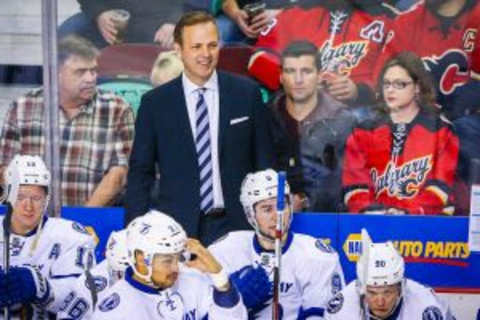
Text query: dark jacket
125 71 274 244
270 91 357 212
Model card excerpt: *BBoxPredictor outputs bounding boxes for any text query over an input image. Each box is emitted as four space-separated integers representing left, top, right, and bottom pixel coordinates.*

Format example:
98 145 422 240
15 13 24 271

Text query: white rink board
437 292 480 320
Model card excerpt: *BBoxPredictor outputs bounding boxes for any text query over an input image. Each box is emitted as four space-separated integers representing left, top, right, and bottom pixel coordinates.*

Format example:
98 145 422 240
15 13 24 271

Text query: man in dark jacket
271 41 358 212
58 0 184 48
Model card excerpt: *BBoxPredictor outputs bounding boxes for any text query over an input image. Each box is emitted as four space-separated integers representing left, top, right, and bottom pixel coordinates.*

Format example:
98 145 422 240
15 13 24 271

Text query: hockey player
90 210 247 319
324 229 455 319
248 0 398 106
57 229 129 319
209 169 345 319
0 155 96 319
377 0 480 120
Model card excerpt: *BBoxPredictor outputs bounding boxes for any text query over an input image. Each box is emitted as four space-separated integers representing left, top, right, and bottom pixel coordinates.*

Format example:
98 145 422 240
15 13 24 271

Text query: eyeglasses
17 193 45 204
382 80 413 90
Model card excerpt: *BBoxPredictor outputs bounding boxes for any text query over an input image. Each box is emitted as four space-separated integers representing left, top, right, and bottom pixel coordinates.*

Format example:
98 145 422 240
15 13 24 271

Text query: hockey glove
230 265 272 310
3 266 52 307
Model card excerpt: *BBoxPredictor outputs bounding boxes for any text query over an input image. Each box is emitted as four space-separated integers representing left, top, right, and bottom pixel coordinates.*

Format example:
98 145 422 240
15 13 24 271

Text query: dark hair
57 35 99 66
174 11 217 46
281 41 321 70
376 51 437 113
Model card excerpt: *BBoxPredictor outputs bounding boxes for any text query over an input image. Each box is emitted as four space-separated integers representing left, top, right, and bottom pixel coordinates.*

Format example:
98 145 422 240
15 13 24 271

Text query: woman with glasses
342 51 459 215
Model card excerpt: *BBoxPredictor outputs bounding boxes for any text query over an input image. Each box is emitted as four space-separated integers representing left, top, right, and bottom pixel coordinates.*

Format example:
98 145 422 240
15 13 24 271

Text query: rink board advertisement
292 213 480 289
1 207 479 290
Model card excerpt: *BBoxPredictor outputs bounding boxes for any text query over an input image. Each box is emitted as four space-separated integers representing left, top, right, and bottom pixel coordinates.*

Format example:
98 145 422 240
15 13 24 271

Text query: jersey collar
125 267 161 295
252 231 294 255
22 215 48 237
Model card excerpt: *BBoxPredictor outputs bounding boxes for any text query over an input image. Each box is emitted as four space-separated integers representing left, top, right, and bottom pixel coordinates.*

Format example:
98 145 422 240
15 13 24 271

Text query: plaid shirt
0 88 135 205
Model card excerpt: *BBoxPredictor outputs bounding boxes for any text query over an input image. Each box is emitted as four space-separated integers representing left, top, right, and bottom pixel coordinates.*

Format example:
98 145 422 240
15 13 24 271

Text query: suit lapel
218 72 231 157
171 77 197 160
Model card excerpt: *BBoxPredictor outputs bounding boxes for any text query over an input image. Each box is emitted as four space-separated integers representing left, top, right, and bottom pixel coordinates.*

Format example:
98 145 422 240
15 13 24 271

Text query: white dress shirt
182 71 225 210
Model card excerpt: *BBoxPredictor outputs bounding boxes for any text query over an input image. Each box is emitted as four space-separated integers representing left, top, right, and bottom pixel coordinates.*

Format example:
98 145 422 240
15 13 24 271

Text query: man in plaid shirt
0 35 135 206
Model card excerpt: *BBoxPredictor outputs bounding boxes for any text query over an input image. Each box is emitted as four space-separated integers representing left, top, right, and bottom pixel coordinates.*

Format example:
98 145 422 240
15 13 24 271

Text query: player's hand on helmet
184 238 223 274
325 75 359 102
0 266 51 308
230 265 273 310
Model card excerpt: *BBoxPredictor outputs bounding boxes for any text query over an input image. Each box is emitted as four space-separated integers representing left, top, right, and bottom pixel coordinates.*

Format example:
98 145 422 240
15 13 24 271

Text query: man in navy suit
125 11 274 245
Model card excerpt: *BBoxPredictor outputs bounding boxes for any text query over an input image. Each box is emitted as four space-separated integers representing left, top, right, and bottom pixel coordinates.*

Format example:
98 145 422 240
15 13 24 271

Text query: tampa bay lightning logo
99 293 120 312
315 239 335 253
72 222 90 235
422 306 443 320
85 276 108 292
326 293 344 314
157 292 184 319
423 49 469 96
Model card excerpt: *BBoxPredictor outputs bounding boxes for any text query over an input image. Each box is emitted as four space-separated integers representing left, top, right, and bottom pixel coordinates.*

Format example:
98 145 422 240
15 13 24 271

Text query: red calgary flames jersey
379 0 480 113
249 5 396 90
342 111 459 215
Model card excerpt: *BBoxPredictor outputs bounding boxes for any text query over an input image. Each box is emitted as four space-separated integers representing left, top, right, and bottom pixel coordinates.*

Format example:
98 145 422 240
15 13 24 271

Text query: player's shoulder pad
44 218 94 243
405 279 449 312
71 221 90 235
98 292 121 312
294 233 337 254
209 231 252 249
314 238 337 254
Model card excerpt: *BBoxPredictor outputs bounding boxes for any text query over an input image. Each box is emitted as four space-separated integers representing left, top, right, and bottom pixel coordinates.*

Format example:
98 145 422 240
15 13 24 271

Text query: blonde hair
150 51 184 87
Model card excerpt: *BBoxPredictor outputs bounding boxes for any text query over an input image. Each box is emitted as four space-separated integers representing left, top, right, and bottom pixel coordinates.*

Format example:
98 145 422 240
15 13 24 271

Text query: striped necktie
195 88 214 214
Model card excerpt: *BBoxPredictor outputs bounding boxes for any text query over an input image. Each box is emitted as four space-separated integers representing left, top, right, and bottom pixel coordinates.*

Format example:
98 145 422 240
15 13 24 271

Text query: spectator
324 229 455 319
150 50 184 87
125 11 274 245
270 41 357 212
248 0 398 107
377 0 480 120
0 155 96 318
58 0 184 49
342 52 459 215
0 35 135 207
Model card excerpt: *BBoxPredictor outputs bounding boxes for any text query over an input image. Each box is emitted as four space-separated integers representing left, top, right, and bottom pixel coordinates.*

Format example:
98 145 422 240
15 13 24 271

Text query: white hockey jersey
90 266 247 320
0 216 96 319
208 231 345 320
324 279 456 320
57 260 121 320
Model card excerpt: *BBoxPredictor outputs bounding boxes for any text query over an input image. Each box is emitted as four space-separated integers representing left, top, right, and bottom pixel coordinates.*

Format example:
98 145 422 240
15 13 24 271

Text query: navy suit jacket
125 71 274 243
